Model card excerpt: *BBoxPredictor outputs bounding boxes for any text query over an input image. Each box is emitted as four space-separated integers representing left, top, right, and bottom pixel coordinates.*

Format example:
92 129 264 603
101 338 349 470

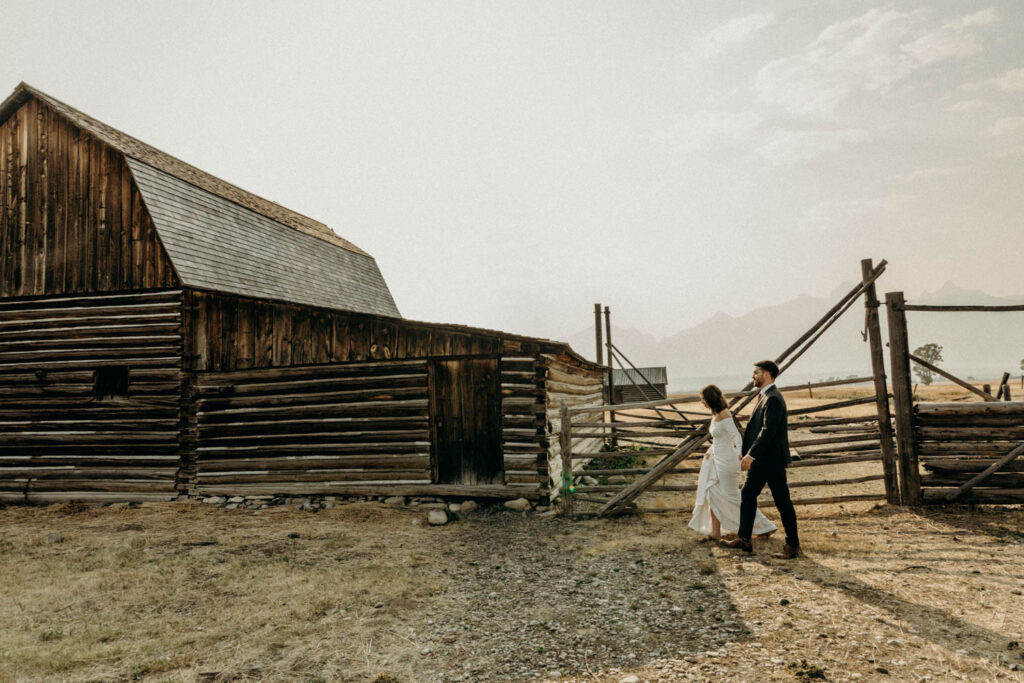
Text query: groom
720 360 801 559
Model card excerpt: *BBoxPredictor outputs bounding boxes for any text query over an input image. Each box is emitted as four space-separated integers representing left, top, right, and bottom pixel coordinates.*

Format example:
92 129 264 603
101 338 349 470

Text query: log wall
0 289 184 502
916 401 1024 504
0 97 178 297
193 354 558 500
545 354 605 498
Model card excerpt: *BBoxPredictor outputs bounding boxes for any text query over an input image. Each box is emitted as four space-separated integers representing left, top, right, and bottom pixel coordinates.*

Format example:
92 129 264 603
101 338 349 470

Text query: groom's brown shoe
773 544 802 560
719 537 753 553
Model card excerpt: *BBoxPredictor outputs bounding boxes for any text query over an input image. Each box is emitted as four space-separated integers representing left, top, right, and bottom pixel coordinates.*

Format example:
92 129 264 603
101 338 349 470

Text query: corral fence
558 258 901 518
885 294 1024 505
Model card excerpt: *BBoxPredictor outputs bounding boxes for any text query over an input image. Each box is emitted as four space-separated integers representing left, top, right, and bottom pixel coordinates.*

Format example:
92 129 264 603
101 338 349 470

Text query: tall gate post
559 401 574 518
885 291 922 504
861 259 900 504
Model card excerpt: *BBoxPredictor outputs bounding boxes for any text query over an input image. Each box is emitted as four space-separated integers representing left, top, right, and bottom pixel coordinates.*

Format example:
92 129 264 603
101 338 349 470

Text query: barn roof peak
0 81 368 257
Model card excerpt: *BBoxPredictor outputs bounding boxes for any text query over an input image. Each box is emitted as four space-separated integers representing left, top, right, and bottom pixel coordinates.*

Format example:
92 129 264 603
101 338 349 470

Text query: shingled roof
0 82 400 318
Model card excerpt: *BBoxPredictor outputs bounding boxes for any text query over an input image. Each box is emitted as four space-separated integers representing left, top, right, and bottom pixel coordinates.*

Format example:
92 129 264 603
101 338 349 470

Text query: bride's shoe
697 534 720 543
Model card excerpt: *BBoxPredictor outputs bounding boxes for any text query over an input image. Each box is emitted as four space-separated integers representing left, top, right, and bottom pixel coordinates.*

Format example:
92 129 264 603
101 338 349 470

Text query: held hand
740 455 754 471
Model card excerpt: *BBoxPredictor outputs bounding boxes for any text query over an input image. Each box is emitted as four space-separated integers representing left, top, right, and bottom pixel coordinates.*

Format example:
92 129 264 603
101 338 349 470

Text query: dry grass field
1 380 1022 682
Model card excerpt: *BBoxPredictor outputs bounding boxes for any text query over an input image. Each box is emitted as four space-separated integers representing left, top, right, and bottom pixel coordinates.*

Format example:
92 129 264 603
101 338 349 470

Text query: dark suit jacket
741 384 791 469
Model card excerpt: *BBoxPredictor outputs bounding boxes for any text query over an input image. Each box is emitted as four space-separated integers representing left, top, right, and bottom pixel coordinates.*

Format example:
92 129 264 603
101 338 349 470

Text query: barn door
428 358 504 486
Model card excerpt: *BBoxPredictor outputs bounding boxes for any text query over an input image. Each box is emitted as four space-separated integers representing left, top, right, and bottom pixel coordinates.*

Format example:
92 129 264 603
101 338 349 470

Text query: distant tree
912 343 944 386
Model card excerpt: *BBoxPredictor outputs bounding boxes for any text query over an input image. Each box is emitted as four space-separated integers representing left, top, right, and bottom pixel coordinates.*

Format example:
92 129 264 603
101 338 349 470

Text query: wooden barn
0 83 603 504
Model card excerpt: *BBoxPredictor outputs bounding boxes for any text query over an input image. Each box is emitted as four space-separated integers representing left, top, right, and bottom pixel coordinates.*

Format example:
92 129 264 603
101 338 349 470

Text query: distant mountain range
560 282 1024 393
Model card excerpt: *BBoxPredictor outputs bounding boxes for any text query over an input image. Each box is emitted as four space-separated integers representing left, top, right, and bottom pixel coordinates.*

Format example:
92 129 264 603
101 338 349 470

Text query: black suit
738 385 799 547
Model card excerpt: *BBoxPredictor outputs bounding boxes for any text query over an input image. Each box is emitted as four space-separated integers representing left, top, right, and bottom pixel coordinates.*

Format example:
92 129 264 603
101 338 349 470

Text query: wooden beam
944 442 1024 502
862 258 900 504
907 353 998 402
902 304 1024 312
886 291 921 504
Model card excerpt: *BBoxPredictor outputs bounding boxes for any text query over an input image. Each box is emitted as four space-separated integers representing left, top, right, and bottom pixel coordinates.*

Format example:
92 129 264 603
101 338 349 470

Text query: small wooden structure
606 367 667 403
0 83 603 504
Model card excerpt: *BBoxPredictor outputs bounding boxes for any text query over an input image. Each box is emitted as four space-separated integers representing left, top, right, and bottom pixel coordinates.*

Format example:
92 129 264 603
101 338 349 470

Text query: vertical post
862 259 900 504
593 303 604 367
998 372 1010 401
886 291 921 504
559 401 573 518
604 306 616 447
806 382 813 398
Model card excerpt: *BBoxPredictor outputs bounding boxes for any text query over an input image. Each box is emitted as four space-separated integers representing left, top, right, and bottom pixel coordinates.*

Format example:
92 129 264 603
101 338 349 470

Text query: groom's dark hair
754 360 779 379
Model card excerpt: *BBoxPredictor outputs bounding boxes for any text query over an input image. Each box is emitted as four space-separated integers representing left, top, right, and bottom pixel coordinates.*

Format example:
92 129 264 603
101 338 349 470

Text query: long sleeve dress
688 416 777 536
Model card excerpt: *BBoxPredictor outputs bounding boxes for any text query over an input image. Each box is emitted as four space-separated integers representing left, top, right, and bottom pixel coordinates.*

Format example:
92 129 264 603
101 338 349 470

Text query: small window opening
94 366 130 400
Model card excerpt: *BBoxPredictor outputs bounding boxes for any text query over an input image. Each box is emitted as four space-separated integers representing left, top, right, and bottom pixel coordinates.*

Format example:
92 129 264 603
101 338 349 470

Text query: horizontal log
795 443 882 456
922 458 1024 473
790 415 885 428
916 427 1024 441
922 488 1024 503
0 356 182 370
197 443 430 458
0 345 181 362
11 492 178 503
788 494 886 506
788 433 880 448
574 484 697 493
194 483 541 500
915 416 1024 428
807 425 883 434
200 417 429 439
571 447 677 460
0 432 179 446
787 453 882 468
0 418 176 432
196 373 427 397
21 480 178 493
787 396 881 416
0 322 183 342
903 304 1024 312
197 399 430 422
197 359 429 385
916 401 1024 416
198 386 428 411
0 455 179 467
0 467 178 479
0 290 182 311
200 429 430 447
918 442 1019 455
921 472 1024 487
198 454 431 471
197 470 431 484
787 473 885 488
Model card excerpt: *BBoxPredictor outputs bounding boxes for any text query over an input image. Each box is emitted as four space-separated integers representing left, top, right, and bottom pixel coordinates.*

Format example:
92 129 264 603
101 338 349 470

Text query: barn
0 83 603 504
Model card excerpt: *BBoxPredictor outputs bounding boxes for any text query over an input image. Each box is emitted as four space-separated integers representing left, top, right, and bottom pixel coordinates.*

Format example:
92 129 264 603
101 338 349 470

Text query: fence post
559 401 573 518
886 291 921 504
604 306 616 448
862 259 900 504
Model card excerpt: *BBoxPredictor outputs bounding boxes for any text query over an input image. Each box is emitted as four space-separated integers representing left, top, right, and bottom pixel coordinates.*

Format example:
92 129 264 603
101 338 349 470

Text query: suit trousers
738 464 799 548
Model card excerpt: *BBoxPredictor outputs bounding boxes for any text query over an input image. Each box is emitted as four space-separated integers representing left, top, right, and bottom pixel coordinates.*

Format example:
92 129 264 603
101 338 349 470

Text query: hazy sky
3 1 1022 341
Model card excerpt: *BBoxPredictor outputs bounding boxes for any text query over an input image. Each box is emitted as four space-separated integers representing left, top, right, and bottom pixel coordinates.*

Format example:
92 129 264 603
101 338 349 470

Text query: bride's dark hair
701 384 728 414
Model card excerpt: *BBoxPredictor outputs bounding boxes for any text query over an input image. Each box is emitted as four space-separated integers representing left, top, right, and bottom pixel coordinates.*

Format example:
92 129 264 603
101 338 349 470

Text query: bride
689 384 776 542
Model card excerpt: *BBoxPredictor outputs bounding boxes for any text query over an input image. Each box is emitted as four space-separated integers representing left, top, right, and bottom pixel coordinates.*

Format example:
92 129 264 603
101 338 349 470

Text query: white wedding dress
688 416 777 537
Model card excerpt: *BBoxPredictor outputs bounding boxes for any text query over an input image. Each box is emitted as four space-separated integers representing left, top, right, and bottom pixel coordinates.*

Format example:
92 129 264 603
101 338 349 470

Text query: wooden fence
885 292 1024 505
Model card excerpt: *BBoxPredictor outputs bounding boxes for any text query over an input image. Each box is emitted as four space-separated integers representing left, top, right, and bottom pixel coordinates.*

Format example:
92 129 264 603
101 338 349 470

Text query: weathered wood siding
0 97 178 297
0 290 184 502
501 355 548 494
184 290 511 372
917 401 1024 504
194 360 431 496
544 354 605 498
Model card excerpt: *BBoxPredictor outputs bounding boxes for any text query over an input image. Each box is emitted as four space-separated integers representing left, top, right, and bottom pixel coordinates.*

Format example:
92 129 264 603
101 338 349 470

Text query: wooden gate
428 358 504 486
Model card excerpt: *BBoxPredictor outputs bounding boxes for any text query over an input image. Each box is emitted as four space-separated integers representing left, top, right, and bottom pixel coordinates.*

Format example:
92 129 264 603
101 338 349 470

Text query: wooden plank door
428 358 504 486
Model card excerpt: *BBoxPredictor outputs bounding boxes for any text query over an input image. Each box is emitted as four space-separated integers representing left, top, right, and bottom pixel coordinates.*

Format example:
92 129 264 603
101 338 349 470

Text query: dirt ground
1 499 1022 682
2 378 1021 682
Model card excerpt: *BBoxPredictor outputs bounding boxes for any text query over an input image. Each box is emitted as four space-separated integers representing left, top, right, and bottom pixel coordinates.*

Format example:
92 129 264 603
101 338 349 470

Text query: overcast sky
3 1 1022 341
